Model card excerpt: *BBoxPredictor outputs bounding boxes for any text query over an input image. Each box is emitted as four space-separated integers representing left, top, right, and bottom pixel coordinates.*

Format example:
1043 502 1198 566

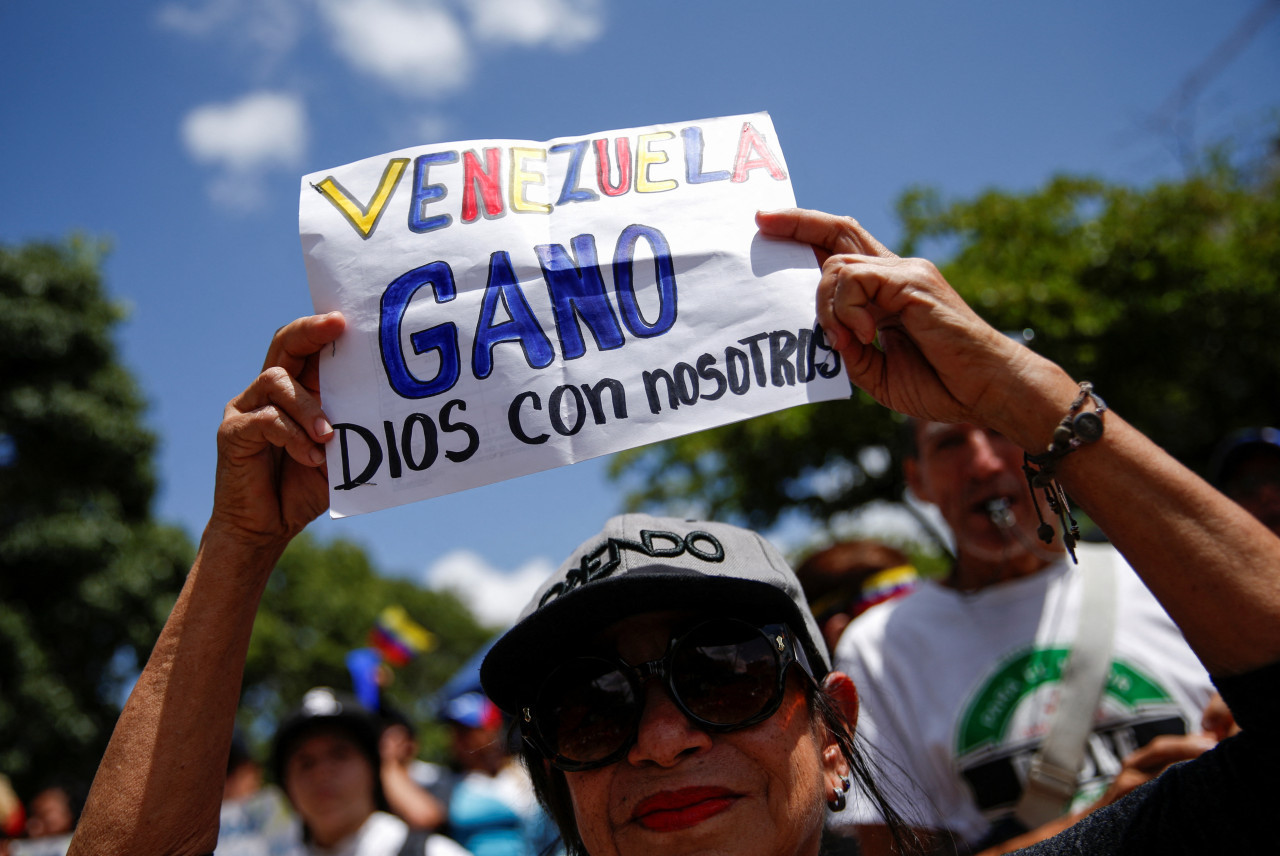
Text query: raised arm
758 208 1280 676
69 312 346 856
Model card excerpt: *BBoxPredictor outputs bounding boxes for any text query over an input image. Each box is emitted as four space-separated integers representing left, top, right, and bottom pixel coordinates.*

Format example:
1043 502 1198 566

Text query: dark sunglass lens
671 621 779 726
538 659 638 765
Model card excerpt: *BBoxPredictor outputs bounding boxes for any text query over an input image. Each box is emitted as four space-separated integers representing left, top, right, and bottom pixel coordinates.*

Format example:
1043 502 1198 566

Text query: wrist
197 518 294 587
982 351 1082 453
1020 381 1109 563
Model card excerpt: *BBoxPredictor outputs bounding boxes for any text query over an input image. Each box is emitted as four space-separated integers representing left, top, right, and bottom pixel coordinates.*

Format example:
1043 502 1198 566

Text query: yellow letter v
313 158 411 239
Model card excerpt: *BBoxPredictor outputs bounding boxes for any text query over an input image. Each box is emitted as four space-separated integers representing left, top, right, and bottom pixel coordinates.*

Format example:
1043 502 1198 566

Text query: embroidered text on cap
538 529 725 608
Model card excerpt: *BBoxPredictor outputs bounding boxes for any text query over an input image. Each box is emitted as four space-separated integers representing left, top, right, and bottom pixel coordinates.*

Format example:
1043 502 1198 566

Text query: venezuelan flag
369 605 435 667
852 564 918 618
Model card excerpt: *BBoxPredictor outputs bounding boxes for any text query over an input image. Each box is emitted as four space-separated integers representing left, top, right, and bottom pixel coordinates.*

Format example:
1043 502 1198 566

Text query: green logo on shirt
956 646 1174 756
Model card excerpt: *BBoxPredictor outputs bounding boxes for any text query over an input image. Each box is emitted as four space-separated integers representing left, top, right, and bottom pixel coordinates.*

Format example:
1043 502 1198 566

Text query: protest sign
300 112 851 518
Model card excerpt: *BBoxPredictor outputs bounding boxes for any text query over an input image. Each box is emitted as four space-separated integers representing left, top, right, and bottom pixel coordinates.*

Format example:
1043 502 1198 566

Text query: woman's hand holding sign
73 311 348 856
759 206 1280 677
755 208 1078 451
210 311 346 546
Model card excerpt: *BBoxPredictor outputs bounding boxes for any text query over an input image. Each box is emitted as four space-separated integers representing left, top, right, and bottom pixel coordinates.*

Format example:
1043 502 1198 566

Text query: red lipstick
632 787 739 832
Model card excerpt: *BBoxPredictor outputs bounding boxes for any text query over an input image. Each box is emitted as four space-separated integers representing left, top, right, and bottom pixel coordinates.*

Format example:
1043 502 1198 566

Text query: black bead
1073 411 1104 443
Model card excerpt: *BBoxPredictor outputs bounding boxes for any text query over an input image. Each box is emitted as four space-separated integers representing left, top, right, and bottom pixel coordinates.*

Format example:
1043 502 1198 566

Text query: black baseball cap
272 687 386 809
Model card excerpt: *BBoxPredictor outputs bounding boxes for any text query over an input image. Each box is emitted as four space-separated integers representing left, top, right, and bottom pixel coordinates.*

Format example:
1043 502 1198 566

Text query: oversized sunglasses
521 618 817 771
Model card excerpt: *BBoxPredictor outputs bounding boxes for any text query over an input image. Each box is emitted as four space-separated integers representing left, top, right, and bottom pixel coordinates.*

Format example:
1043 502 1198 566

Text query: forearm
70 526 288 856
983 361 1280 675
381 763 447 830
1058 414 1280 675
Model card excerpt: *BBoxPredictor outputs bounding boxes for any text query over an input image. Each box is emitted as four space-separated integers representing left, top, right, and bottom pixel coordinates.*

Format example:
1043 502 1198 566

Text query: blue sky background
3 0 1277 627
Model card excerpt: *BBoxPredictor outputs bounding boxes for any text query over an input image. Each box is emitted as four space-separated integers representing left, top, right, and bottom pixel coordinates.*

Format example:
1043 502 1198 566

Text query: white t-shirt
215 786 298 856
10 835 73 856
305 811 471 856
832 542 1214 847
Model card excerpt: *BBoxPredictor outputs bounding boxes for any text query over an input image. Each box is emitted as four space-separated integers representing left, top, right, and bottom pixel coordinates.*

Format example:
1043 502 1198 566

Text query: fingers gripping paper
299 113 851 518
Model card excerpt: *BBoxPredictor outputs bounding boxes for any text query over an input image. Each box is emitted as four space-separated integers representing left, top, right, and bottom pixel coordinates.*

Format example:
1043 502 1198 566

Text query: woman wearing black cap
71 210 1280 856
268 687 470 856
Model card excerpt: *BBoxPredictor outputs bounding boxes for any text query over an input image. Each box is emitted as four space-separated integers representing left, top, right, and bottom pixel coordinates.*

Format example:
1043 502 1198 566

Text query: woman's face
283 727 376 847
561 612 842 856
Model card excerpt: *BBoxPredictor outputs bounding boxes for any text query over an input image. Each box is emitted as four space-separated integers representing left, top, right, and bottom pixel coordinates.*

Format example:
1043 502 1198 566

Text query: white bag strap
1013 551 1118 829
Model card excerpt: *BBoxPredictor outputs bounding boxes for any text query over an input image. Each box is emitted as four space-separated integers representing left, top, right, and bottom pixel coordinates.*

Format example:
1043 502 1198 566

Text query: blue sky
3 0 1277 627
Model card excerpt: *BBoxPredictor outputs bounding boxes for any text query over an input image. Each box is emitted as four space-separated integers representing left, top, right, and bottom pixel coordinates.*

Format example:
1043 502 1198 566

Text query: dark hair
795 541 911 605
900 416 922 461
811 690 926 856
378 703 414 733
517 679 925 856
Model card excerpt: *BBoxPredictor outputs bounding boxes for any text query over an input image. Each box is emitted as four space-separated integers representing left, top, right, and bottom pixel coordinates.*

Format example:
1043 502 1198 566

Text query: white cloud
469 0 605 48
160 0 607 121
205 171 270 212
181 91 307 171
156 0 239 37
317 0 472 98
412 112 454 143
156 0 304 58
422 549 554 629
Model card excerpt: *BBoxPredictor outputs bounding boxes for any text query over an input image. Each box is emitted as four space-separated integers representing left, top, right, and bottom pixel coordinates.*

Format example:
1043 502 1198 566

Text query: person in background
1209 427 1280 536
10 781 80 856
214 731 296 856
831 410 1216 854
1 774 26 851
434 693 555 856
794 539 917 654
271 687 470 856
378 707 449 834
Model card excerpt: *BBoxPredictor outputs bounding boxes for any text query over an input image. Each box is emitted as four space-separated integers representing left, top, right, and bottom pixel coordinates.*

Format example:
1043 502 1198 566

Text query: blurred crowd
0 777 81 856
213 684 557 856
7 417 1276 856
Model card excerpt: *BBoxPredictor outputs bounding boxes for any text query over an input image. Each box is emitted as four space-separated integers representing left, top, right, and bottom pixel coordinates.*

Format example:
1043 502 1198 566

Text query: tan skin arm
380 727 449 830
757 208 1280 856
381 762 449 831
757 208 1280 677
69 313 346 856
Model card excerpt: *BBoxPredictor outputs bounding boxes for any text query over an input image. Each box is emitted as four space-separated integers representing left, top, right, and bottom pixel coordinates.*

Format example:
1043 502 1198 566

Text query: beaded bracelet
1022 382 1107 563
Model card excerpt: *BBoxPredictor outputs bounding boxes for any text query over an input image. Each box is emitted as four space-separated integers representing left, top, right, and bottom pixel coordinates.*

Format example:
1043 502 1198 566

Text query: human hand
1096 733 1217 808
1200 692 1240 742
756 209 1069 438
380 725 416 766
209 312 346 544
972 726 1219 856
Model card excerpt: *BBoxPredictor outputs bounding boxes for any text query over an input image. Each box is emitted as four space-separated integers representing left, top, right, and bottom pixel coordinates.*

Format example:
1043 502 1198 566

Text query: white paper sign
300 112 851 518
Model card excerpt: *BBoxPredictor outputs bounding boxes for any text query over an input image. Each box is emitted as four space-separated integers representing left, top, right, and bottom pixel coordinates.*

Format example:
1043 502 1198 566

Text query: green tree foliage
0 238 193 795
610 136 1280 532
0 238 493 788
243 533 493 762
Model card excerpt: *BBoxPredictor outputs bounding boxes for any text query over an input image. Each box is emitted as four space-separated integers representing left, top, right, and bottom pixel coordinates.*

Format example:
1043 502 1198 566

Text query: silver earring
828 776 850 812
